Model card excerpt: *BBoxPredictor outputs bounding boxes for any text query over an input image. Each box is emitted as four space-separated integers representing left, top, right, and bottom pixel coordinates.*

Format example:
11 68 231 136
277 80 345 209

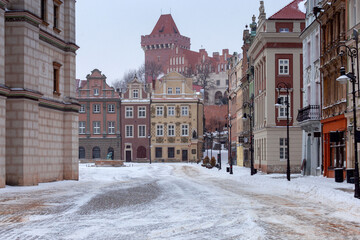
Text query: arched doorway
79 147 85 159
137 146 146 159
215 91 223 105
92 146 100 159
107 147 114 160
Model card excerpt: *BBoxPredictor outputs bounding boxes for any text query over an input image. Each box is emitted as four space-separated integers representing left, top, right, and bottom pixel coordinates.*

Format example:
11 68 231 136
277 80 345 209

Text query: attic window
173 27 178 33
159 26 164 33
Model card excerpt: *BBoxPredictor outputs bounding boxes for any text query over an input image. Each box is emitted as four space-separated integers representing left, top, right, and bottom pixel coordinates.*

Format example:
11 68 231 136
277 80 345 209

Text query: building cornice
5 10 41 27
39 29 79 53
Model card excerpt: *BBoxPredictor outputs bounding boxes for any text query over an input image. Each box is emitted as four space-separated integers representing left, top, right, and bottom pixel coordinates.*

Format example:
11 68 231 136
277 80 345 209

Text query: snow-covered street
1 153 360 240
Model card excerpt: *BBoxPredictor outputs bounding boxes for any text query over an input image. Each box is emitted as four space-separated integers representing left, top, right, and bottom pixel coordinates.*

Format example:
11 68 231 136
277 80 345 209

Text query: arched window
215 91 223 105
79 147 85 159
137 146 146 158
92 146 100 159
107 147 114 160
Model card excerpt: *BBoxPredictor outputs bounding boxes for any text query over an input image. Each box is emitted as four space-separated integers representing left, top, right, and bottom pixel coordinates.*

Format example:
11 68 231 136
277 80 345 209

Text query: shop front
321 115 347 178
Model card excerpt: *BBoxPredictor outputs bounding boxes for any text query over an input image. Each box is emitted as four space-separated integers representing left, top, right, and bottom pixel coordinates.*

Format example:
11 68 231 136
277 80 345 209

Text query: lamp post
148 133 151 164
216 123 222 169
243 98 256 175
336 29 360 199
275 82 291 181
210 132 213 159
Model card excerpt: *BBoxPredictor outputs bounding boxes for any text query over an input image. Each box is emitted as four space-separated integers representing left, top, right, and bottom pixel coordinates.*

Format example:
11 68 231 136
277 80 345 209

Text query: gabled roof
150 14 180 35
269 0 306 20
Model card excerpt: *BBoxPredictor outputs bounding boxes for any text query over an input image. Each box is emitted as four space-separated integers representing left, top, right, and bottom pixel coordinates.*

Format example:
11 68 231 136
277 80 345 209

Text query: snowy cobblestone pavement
0 155 360 239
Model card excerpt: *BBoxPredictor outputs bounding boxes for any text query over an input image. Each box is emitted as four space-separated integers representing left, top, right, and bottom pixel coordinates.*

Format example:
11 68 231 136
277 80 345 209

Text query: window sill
53 27 61 34
42 20 49 27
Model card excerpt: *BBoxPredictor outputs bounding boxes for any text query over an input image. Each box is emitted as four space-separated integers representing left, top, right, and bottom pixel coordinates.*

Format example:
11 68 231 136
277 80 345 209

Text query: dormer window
94 88 99 96
176 87 181 94
133 89 139 98
168 88 173 94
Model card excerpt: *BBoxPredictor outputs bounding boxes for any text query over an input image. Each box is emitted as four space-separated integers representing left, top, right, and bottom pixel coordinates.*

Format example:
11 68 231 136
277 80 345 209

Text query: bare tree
112 65 146 92
145 61 163 82
193 59 216 104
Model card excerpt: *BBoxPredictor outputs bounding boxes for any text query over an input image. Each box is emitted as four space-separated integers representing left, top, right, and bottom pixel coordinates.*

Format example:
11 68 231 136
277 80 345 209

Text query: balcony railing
297 105 320 122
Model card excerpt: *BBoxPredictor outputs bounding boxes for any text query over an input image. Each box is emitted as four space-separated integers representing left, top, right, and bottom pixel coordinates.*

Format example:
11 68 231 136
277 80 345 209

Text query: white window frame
125 106 133 118
79 121 86 134
278 95 290 118
93 104 100 113
181 106 189 116
94 88 99 96
279 138 288 161
168 88 173 94
176 87 181 94
93 121 100 134
138 125 146 138
168 106 175 116
156 124 164 136
133 89 139 98
181 124 189 136
138 106 146 118
108 121 115 134
79 104 85 113
279 59 289 75
108 104 115 113
125 125 134 138
156 106 164 116
168 124 175 136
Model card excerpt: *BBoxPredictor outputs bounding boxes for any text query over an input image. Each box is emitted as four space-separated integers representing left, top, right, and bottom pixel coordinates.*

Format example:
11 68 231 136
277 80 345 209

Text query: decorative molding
5 10 41 27
0 0 9 10
40 30 79 53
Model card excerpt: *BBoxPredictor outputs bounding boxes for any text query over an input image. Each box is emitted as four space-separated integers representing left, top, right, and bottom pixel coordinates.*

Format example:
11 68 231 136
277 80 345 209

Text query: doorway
126 151 131 162
182 149 188 161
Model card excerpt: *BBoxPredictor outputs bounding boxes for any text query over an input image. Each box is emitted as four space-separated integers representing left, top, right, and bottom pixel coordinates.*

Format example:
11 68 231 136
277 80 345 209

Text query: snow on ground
0 150 360 239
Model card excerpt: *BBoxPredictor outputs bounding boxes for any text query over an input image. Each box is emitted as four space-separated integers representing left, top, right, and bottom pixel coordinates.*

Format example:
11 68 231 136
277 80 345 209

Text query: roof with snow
269 0 306 20
150 14 180 35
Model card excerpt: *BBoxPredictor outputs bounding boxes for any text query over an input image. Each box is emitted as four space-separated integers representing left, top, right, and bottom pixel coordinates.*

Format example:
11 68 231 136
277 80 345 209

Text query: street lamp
216 123 222 170
275 82 291 181
148 134 151 164
336 29 360 199
243 98 256 175
210 132 213 159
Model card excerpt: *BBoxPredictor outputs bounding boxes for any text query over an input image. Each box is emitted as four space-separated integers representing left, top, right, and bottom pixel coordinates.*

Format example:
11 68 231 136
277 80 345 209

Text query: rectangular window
216 80 220 86
156 106 164 116
279 28 289 33
155 147 162 158
41 0 47 21
278 95 290 118
168 124 175 136
79 121 86 134
168 106 175 116
53 4 59 28
279 138 288 161
126 125 133 138
138 125 146 138
93 121 100 134
108 121 115 134
125 107 133 118
181 124 189 136
226 79 229 86
108 104 115 113
176 87 181 94
168 147 175 158
53 62 61 95
93 104 100 113
133 89 139 98
79 104 85 113
181 106 188 116
168 88 173 94
94 88 99 96
156 124 164 136
279 59 289 75
138 106 146 118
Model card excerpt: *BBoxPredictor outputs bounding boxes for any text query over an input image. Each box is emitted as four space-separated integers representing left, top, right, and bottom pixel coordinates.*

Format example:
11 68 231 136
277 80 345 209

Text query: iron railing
297 105 320 122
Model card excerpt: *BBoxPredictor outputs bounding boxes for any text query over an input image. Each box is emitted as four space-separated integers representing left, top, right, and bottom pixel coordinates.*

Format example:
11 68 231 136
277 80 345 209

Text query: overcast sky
75 0 294 85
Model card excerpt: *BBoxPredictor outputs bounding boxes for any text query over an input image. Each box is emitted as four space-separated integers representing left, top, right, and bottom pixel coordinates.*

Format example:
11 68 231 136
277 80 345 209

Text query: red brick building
120 77 151 162
77 69 121 160
141 14 231 105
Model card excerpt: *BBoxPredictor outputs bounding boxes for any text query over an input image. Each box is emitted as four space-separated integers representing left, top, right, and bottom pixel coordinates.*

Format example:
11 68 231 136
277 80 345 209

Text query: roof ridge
269 0 305 20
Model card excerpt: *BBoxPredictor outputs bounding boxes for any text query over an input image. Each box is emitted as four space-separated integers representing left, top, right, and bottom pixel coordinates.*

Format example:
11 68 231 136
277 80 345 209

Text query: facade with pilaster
77 69 121 161
151 72 204 162
248 0 304 173
0 0 79 188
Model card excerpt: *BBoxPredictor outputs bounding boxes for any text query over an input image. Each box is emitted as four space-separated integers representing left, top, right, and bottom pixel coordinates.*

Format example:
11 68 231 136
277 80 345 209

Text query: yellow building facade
151 72 204 162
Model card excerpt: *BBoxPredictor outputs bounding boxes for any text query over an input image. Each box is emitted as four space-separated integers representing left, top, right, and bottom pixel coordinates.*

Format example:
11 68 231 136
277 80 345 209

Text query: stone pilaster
62 110 79 180
0 4 6 188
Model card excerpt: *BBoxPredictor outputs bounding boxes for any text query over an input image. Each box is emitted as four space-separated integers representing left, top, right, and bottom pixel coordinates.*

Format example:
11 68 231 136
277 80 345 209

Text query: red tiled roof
150 14 180 35
269 0 305 20
193 84 202 92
